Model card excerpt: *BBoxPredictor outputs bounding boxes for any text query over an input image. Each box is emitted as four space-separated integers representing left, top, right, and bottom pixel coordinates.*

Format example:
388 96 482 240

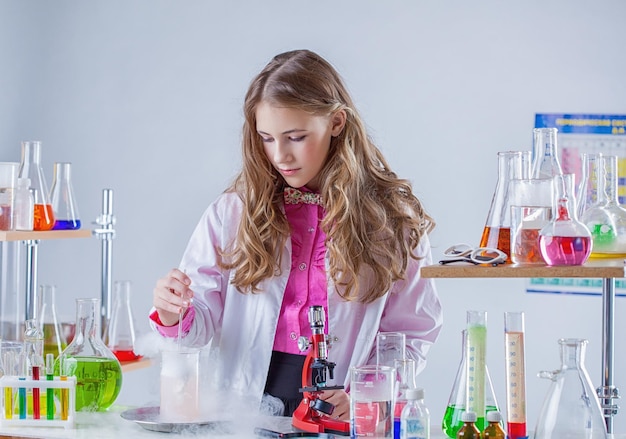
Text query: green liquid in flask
60 357 122 411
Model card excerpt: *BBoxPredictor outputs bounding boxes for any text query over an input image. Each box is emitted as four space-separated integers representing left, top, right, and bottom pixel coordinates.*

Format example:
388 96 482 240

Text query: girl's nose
272 140 291 163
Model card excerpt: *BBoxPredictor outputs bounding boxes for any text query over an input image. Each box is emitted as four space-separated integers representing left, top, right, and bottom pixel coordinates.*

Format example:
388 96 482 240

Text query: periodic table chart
528 113 626 296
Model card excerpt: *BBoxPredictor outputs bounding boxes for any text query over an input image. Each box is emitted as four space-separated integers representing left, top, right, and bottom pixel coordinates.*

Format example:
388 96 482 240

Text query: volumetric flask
504 312 527 439
17 141 55 231
50 162 81 230
442 330 499 438
480 151 530 262
533 339 608 439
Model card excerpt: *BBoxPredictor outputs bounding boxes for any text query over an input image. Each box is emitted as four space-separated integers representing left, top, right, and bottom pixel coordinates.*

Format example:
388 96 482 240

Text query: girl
151 49 442 420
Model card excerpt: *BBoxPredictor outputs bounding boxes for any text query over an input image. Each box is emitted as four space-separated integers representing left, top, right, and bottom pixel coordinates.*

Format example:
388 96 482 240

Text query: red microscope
292 305 350 435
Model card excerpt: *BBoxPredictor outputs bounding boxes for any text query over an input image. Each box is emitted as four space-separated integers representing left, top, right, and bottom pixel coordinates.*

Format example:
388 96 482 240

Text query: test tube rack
0 375 76 429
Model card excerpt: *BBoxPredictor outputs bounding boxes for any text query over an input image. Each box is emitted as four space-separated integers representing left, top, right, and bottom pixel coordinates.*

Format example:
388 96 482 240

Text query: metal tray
120 406 233 434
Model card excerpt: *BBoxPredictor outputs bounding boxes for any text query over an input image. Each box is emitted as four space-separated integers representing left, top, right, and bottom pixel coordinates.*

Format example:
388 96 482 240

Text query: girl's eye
289 135 305 142
260 136 274 143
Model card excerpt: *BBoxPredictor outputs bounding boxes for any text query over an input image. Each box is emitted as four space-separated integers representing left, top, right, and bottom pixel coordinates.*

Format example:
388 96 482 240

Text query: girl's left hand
318 389 350 421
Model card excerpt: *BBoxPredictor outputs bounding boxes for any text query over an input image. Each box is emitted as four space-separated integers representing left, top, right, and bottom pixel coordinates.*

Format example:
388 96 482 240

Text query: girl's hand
153 268 193 326
319 389 350 421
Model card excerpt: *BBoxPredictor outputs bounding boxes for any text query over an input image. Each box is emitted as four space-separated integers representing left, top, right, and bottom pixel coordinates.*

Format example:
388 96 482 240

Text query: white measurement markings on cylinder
505 331 526 422
466 325 486 417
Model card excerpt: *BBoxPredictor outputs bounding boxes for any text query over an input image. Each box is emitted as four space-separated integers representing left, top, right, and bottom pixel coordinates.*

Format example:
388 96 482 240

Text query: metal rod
598 277 619 433
92 189 115 337
23 239 39 321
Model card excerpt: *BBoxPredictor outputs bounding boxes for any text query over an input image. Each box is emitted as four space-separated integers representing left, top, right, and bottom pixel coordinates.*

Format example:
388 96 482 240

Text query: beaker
107 280 141 362
533 338 608 439
539 174 592 266
50 162 81 230
55 298 122 412
0 162 18 231
531 128 563 179
160 348 201 423
480 151 530 262
17 141 55 231
376 331 406 367
350 365 394 438
504 312 527 439
37 285 67 359
442 330 499 438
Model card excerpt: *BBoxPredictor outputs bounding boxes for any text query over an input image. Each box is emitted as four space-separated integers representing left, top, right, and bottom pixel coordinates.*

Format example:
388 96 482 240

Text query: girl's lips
279 169 298 176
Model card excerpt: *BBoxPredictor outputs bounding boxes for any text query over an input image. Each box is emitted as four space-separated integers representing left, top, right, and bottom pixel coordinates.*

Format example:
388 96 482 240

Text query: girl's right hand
153 268 193 326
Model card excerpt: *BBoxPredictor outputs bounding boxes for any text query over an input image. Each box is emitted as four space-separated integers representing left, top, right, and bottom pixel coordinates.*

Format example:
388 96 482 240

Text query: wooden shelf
0 229 92 242
421 257 626 279
120 357 153 373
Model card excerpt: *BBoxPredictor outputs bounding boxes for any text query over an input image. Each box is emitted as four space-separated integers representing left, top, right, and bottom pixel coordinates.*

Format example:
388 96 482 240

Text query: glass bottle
394 358 417 439
400 387 430 439
50 162 81 230
533 339 608 439
55 298 122 412
442 330 499 438
107 280 141 362
0 162 18 231
581 155 626 257
37 285 67 359
480 151 530 262
14 177 34 231
531 128 563 179
17 141 55 231
456 412 480 439
539 174 592 265
482 411 506 439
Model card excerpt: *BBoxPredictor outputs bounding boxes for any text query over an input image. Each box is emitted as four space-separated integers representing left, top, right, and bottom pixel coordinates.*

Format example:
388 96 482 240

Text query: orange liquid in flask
479 226 511 263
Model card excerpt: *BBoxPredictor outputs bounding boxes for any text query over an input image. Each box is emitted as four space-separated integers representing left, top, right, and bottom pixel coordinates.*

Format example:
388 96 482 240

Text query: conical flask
50 162 81 230
531 128 563 179
441 330 499 438
37 284 67 359
533 338 608 439
17 141 55 231
55 298 122 412
480 151 530 262
107 280 141 362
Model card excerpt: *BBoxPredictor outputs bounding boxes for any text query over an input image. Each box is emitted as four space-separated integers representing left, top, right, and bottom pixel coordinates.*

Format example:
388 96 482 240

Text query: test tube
504 312 527 439
3 352 13 419
32 364 40 419
466 311 487 429
59 357 68 421
46 353 54 420
18 354 26 419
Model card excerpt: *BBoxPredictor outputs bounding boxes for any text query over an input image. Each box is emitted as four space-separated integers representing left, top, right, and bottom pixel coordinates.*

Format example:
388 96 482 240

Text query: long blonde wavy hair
220 49 434 303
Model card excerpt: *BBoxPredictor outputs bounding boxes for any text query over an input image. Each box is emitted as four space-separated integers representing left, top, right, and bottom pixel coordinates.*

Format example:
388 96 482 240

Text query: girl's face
256 102 345 192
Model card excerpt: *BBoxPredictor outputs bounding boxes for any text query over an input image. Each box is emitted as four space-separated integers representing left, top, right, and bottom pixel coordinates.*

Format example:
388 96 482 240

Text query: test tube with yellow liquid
466 311 487 430
505 312 527 439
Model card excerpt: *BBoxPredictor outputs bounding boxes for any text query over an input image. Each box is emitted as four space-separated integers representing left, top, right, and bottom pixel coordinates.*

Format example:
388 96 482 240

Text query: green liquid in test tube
466 311 487 430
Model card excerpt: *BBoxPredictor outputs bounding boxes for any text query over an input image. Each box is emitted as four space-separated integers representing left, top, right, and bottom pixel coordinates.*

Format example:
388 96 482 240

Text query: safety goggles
439 244 507 266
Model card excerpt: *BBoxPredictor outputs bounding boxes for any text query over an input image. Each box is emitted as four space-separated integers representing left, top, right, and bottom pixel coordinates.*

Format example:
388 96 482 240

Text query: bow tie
284 187 323 205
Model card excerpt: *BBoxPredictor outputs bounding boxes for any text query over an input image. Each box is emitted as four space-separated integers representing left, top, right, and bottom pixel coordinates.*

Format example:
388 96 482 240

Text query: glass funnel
442 330 499 438
539 174 592 266
533 338 608 439
50 162 81 230
17 141 55 231
55 298 122 412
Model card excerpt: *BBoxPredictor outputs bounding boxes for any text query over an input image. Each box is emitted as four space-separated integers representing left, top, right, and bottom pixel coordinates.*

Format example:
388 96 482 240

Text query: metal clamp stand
597 277 620 433
23 239 40 321
92 189 116 336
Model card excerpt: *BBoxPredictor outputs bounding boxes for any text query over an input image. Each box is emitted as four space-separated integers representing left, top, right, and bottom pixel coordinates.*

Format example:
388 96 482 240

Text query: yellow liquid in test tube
466 311 487 428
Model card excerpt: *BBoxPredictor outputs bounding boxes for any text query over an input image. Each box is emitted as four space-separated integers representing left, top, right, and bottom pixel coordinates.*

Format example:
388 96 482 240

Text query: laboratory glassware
400 387 429 439
531 128 563 179
577 153 603 219
50 162 81 230
37 285 67 359
479 151 530 262
456 412 480 439
160 348 201 422
350 365 394 438
482 411 506 439
533 338 608 439
394 358 417 439
0 162 18 231
23 319 44 419
539 174 592 265
376 331 406 367
106 280 141 362
0 240 24 342
504 312 527 439
442 330 499 438
17 141 55 231
55 298 122 411
466 311 486 429
14 178 34 231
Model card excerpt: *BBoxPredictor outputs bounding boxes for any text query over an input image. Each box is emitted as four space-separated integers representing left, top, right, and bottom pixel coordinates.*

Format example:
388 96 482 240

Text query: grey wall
2 0 626 433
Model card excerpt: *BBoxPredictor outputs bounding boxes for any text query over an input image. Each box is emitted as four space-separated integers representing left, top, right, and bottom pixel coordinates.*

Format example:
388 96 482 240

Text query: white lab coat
151 192 442 407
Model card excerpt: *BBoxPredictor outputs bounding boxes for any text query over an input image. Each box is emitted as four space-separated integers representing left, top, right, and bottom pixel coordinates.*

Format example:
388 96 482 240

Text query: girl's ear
331 109 347 137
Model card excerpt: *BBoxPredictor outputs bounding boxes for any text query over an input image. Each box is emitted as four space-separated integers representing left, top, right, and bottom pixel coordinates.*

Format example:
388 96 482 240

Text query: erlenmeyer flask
50 162 81 230
55 298 122 411
480 151 530 262
533 338 608 439
581 155 626 257
441 330 499 438
539 174 592 266
17 141 55 231
37 285 67 359
531 128 563 179
107 280 141 362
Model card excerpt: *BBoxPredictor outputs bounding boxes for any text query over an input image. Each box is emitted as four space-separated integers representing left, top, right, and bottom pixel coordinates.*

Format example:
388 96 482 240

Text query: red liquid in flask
479 226 511 263
539 235 592 266
33 204 55 231
112 349 142 362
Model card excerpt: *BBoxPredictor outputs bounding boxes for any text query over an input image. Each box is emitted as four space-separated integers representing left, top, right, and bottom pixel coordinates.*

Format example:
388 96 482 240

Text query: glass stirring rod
177 269 187 349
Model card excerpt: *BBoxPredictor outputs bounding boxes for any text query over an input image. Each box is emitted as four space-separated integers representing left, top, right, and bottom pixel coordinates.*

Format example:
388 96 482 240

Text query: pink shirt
272 198 328 354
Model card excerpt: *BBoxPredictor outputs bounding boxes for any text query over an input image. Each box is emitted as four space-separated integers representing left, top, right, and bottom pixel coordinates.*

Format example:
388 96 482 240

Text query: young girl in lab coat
151 49 442 420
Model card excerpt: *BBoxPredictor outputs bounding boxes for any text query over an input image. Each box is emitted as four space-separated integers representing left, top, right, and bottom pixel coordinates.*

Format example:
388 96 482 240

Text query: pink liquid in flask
539 235 592 266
